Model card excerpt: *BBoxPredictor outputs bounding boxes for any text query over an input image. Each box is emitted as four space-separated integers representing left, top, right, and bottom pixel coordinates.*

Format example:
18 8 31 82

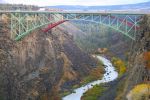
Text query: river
62 56 118 100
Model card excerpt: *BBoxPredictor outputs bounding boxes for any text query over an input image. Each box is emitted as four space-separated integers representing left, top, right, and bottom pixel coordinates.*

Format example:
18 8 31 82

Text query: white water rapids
62 56 118 100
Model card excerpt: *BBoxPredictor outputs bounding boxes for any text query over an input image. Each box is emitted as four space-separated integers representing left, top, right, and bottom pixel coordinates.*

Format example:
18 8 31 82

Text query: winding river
62 56 118 100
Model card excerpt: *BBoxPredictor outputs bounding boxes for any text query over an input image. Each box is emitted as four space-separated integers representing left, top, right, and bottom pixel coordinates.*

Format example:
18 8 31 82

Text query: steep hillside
0 16 97 100
116 15 150 100
65 21 132 59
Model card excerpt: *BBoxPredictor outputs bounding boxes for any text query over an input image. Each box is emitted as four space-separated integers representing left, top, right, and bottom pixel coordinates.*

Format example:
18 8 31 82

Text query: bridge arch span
7 11 143 41
43 15 141 40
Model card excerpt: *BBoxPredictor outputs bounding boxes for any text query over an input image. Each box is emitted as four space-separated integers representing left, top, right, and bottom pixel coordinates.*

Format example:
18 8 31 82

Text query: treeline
72 21 131 54
73 21 110 52
0 4 39 11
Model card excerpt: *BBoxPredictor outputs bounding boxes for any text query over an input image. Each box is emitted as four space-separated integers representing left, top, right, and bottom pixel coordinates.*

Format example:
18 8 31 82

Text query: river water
62 56 118 100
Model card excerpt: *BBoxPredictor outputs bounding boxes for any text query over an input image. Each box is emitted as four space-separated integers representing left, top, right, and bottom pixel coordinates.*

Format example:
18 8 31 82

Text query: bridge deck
0 10 144 41
0 11 146 15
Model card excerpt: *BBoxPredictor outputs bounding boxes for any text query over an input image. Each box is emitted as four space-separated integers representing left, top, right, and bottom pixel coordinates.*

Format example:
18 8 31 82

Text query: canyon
0 9 150 100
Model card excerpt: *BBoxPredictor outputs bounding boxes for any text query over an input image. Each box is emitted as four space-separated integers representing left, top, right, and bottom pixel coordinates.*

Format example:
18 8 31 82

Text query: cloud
2 0 150 6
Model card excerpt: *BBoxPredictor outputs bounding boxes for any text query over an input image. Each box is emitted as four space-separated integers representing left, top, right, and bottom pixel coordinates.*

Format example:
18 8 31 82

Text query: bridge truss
0 11 144 41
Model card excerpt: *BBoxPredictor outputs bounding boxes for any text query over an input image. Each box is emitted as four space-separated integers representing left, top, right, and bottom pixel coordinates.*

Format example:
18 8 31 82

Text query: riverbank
62 56 118 100
60 55 105 97
98 74 126 100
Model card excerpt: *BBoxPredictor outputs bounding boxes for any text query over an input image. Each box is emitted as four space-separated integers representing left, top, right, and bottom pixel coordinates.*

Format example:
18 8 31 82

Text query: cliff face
0 18 96 100
121 15 150 100
65 21 131 59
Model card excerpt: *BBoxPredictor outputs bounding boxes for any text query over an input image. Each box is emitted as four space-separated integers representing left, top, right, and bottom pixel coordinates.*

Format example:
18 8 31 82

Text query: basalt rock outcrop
0 17 96 100
118 15 150 100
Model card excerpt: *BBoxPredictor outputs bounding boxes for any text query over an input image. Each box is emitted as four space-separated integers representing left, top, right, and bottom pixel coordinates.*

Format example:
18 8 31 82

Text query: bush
127 84 150 100
111 57 127 77
81 84 106 100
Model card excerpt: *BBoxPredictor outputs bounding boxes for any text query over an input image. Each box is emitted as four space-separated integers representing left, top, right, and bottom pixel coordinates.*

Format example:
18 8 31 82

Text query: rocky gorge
120 15 150 100
0 15 98 100
0 11 150 100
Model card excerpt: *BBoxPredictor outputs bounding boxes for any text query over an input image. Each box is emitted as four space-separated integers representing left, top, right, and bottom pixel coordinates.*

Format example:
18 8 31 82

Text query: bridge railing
0 11 144 41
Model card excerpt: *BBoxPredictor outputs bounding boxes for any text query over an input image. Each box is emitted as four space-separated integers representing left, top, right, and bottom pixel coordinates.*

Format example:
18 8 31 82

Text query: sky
1 0 150 6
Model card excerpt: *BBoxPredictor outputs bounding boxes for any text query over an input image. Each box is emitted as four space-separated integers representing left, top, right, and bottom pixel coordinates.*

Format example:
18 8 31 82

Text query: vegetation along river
62 55 118 100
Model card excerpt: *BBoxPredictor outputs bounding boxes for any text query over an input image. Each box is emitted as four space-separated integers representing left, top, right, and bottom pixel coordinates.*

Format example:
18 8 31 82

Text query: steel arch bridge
0 11 144 41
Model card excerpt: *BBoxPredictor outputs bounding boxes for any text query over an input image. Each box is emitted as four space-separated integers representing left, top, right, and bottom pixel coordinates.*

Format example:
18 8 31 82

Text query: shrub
127 84 150 100
111 57 127 76
81 84 106 100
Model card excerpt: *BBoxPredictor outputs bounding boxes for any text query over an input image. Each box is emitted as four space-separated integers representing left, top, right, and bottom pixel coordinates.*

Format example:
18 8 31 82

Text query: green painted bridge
0 11 144 41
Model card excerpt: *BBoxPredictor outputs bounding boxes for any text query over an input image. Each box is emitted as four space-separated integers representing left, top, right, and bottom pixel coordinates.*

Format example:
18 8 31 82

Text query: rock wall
67 21 132 59
0 18 96 100
121 15 150 100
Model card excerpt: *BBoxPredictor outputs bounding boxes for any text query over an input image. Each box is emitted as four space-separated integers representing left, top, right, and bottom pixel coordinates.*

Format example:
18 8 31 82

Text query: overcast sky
1 0 150 6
